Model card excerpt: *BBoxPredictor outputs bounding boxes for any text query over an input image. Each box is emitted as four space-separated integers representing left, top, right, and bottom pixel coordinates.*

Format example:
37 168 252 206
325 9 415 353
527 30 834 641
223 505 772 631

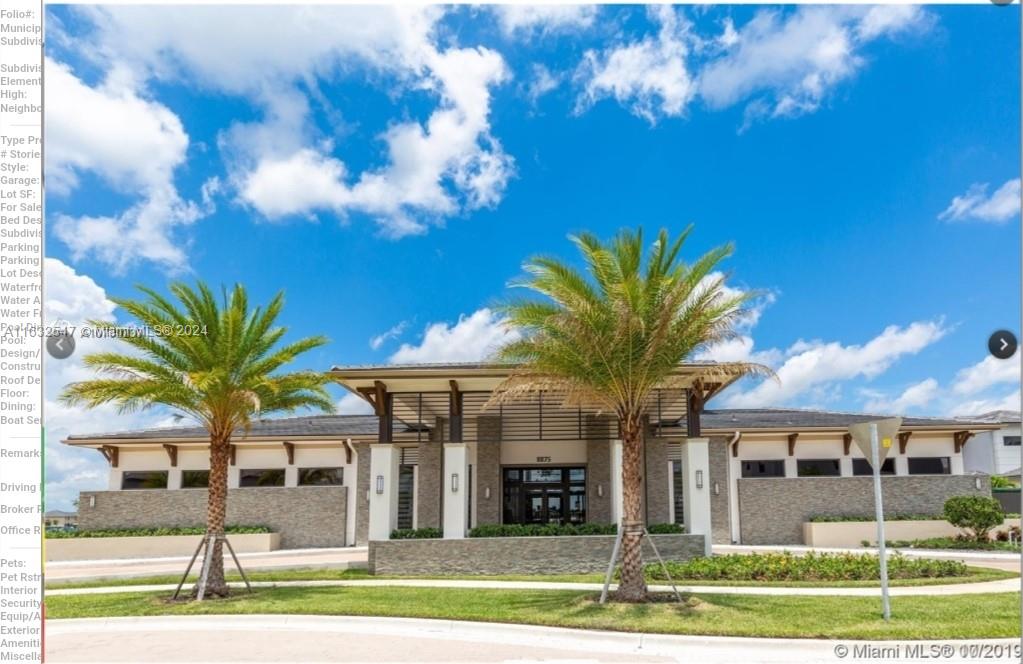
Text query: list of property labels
0 1 43 662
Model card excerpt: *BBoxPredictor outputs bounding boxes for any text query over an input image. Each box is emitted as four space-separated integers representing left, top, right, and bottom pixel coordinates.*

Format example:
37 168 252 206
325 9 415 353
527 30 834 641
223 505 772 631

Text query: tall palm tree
60 283 334 598
491 227 768 602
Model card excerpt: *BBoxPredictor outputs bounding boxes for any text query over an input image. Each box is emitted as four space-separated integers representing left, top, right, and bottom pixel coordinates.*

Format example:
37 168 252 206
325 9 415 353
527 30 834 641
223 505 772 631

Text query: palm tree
491 227 768 602
60 283 334 598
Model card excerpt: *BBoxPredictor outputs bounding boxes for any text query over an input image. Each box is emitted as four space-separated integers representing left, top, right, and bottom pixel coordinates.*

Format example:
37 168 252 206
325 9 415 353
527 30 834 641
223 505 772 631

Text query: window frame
120 470 169 490
238 468 287 487
297 467 344 486
795 458 841 477
907 457 951 476
851 458 895 476
740 459 786 478
180 470 210 489
1003 435 1021 447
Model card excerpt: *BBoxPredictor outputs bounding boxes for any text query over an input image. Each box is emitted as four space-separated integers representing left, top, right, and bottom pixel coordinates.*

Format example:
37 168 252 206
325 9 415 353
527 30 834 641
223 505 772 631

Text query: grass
46 564 1017 590
883 538 1022 552
44 586 1022 640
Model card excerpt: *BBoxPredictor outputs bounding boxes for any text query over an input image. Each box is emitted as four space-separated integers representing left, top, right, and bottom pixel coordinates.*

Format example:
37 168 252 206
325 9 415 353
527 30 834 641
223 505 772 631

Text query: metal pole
871 422 891 621
599 525 624 604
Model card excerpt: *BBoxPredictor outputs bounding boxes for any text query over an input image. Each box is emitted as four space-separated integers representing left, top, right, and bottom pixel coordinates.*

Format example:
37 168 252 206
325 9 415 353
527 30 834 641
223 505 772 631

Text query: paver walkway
45 615 1021 664
46 575 1020 597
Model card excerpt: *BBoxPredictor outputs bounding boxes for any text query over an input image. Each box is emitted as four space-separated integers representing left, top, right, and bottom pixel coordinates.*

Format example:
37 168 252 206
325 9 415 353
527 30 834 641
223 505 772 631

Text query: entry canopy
848 417 903 467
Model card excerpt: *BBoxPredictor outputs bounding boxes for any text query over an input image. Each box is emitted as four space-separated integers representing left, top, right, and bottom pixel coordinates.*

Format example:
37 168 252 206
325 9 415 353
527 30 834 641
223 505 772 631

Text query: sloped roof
64 414 397 442
956 410 1022 424
697 408 994 431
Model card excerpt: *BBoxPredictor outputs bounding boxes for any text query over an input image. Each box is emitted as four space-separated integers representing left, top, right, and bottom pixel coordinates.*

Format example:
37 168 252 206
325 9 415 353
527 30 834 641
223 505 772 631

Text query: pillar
610 439 623 526
682 437 712 555
368 444 400 541
443 443 469 538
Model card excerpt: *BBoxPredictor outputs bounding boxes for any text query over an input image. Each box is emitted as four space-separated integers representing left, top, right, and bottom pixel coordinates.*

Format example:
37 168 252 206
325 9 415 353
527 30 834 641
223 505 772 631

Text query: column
950 455 965 475
839 457 853 477
284 466 299 487
442 443 469 538
682 437 712 555
609 439 623 526
894 455 909 476
368 444 400 541
168 469 183 490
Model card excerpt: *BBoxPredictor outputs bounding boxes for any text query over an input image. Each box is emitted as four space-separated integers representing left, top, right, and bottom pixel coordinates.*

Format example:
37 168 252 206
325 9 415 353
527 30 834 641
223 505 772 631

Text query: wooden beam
787 433 799 456
229 444 236 466
449 380 462 416
283 441 295 465
373 381 388 416
356 387 377 411
341 439 353 465
954 431 975 454
898 431 912 455
686 386 703 438
702 382 725 404
99 445 118 468
843 433 852 456
731 432 743 458
162 444 178 467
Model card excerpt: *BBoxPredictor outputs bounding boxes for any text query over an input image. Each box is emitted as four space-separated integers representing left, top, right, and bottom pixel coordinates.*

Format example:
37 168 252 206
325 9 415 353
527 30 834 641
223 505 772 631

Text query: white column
609 439 623 526
368 444 400 541
839 457 853 477
228 466 240 488
344 451 357 546
728 454 742 544
443 443 469 539
784 456 798 478
682 437 712 555
894 455 909 476
284 466 299 487
950 455 965 475
108 467 122 490
168 468 182 490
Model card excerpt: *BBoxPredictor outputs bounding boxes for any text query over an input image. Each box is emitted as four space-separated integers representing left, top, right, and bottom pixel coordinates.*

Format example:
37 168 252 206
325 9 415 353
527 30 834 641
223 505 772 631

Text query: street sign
848 417 902 467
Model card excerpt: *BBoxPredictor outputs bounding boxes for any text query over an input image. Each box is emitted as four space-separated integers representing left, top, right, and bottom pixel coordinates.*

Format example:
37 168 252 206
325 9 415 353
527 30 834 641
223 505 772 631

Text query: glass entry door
503 467 584 525
524 487 563 524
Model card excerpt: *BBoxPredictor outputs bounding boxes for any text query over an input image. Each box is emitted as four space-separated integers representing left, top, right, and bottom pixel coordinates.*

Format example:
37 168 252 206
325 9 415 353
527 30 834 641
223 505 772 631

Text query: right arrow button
988 330 1018 360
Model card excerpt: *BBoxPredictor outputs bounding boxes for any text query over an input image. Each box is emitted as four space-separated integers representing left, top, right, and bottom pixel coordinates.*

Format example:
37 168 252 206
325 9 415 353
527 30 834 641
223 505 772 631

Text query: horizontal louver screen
400 446 419 465
667 443 682 462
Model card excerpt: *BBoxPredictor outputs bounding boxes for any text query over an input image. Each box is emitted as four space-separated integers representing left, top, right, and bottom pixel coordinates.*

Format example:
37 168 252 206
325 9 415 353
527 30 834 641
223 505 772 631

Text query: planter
802 519 1021 548
45 532 280 562
368 534 705 575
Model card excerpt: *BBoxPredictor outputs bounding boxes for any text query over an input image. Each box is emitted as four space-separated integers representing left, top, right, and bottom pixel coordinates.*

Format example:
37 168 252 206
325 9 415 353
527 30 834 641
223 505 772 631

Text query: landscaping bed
45 525 271 539
884 537 1022 552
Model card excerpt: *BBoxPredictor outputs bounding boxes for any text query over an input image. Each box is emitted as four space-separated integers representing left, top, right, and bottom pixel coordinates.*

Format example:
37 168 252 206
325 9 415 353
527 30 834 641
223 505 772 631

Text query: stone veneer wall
77 486 347 549
737 475 990 545
644 427 670 525
368 534 705 575
417 441 442 529
586 437 611 524
474 416 502 525
708 435 732 544
354 442 370 545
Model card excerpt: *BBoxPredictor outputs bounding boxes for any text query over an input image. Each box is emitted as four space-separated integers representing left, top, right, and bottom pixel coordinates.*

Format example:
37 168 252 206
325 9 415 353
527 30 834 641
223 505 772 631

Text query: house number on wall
536 456 551 463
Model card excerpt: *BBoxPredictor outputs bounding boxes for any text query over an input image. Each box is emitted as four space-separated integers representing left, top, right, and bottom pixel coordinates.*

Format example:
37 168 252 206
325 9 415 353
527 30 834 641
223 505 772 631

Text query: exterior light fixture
375 475 384 494
597 484 604 498
451 473 459 492
88 495 96 508
484 487 491 499
974 477 982 490
713 482 720 496
695 470 704 490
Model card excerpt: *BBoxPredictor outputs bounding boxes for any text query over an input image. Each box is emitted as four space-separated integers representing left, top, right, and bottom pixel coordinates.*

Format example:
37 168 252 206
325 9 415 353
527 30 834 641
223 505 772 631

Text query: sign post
848 417 902 622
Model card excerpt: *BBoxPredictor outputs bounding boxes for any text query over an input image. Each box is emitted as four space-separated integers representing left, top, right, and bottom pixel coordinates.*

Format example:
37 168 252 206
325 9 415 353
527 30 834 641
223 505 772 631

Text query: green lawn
45 586 1022 640
46 564 1017 591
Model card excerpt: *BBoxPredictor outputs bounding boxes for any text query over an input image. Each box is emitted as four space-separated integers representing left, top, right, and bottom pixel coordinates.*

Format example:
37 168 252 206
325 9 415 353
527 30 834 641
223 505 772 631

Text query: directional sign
848 417 902 467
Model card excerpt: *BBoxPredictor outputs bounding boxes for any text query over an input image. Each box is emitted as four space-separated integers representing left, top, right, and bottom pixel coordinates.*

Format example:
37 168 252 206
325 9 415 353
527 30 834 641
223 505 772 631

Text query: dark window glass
741 460 785 478
181 470 210 488
524 469 562 483
852 458 895 476
239 468 286 487
121 471 168 490
907 457 951 475
569 468 586 482
396 465 414 529
1004 436 1021 447
797 459 841 477
298 467 343 486
504 469 520 482
671 460 685 525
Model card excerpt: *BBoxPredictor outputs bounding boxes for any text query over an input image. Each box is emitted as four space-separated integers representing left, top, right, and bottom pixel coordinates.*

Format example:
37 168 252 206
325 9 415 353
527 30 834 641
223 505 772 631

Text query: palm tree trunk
615 415 648 602
194 436 231 598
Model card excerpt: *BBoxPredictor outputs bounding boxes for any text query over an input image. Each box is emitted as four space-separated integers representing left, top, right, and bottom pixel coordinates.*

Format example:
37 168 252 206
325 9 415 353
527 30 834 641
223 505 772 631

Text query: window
907 457 951 475
852 458 895 476
239 468 286 487
741 460 785 478
671 460 685 525
396 465 414 529
121 471 168 490
1004 436 1021 447
797 459 841 477
298 467 343 486
181 470 210 488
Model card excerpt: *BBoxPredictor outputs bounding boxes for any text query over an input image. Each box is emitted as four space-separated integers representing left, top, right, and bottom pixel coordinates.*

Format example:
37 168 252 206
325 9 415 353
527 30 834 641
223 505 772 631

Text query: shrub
943 495 1004 541
885 537 1021 552
389 528 442 540
44 525 271 539
647 523 685 534
467 523 683 538
642 552 967 582
810 514 943 523
990 475 1020 489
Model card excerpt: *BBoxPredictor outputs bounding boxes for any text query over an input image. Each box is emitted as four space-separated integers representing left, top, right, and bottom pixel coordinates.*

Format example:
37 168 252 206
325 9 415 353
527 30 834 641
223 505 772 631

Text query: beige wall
804 518 1022 548
499 440 587 466
46 532 280 562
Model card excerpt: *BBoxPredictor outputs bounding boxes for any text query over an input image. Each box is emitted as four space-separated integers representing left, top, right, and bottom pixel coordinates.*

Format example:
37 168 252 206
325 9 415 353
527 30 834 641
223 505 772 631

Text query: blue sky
42 5 1020 506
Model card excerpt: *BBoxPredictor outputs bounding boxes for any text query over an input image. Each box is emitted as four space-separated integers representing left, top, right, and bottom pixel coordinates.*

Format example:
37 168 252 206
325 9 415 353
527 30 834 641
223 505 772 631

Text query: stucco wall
78 486 347 549
737 475 990 545
368 533 705 575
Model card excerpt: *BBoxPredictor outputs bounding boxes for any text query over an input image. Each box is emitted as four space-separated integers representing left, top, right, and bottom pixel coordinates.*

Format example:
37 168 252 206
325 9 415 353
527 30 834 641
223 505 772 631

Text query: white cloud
576 6 694 123
44 259 170 509
389 308 521 364
956 389 1021 418
369 321 408 351
863 378 939 413
939 179 1021 224
337 392 375 416
699 6 927 129
954 355 1021 395
75 6 514 240
722 320 948 408
45 58 203 271
525 63 561 105
494 5 597 37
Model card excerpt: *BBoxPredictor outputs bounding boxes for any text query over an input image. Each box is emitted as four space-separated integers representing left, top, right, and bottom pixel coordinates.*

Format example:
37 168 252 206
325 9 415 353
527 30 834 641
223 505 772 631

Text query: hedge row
389 523 686 539
809 514 943 523
45 525 272 539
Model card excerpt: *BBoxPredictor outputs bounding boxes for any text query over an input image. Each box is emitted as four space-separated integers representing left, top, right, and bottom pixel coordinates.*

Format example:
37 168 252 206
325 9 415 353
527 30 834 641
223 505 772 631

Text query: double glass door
524 486 563 524
503 467 585 525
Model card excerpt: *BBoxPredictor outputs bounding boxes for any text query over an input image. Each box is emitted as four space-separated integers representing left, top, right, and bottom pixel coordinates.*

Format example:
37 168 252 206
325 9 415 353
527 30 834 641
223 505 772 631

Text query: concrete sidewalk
45 575 1021 597
45 615 1020 663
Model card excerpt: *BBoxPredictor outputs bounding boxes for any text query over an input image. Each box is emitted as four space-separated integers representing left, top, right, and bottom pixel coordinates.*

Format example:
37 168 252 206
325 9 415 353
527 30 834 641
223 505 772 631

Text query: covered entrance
502 467 586 525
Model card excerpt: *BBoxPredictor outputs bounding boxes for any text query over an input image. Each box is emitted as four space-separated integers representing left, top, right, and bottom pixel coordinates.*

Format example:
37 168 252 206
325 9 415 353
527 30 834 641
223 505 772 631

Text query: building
44 510 78 529
63 363 998 550
960 410 1022 478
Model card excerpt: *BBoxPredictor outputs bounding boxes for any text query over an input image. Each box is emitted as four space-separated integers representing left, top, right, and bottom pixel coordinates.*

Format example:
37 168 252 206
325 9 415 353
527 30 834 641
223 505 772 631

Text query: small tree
944 495 1004 541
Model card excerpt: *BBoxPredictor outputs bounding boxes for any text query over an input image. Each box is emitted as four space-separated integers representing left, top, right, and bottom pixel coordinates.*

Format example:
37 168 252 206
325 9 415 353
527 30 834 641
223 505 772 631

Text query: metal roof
698 408 993 431
64 414 395 443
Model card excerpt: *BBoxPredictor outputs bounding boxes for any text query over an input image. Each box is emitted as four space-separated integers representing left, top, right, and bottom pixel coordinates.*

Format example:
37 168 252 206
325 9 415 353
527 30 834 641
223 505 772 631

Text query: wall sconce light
974 477 982 490
375 475 384 494
597 484 604 498
696 470 704 490
451 473 459 493
484 487 491 500
88 495 96 508
713 482 720 496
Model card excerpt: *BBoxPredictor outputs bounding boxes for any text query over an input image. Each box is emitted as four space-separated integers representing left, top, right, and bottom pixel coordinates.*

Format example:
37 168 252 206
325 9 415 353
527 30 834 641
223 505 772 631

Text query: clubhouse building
65 362 999 555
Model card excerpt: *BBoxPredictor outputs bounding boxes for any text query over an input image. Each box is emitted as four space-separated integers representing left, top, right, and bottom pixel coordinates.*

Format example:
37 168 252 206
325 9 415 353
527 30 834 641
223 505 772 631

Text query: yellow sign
882 437 892 449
